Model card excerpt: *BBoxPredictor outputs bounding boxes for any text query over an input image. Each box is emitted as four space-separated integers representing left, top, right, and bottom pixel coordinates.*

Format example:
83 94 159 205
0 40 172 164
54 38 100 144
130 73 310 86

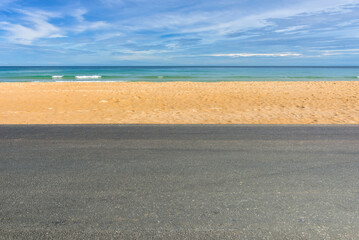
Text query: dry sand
1 81 359 124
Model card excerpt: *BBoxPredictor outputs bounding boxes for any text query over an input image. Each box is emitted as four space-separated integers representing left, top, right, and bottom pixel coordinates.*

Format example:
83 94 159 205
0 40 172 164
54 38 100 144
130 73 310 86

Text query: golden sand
1 81 359 124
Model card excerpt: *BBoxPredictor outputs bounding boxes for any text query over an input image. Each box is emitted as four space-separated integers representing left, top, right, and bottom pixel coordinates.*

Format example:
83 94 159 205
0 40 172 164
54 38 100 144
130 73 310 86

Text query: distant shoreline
2 66 359 67
1 81 359 124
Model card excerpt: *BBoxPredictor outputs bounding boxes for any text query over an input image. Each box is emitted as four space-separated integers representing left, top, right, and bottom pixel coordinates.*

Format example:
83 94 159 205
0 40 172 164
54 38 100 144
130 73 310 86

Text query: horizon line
1 65 359 68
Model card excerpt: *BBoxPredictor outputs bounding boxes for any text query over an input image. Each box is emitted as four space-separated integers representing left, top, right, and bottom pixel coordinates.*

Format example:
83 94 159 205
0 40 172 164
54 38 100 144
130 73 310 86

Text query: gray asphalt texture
1 125 359 239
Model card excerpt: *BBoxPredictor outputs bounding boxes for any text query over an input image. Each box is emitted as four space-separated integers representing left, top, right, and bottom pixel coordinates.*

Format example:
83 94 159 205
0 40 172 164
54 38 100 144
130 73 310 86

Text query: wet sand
1 81 359 124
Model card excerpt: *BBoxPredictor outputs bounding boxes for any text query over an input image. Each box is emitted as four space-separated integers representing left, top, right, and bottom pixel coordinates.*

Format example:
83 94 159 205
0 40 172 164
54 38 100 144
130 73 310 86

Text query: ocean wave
138 75 196 79
55 80 122 83
75 75 102 79
52 75 63 79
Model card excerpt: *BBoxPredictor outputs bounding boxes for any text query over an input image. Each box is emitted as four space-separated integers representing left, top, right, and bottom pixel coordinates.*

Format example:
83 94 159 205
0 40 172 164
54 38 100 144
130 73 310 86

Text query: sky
0 0 359 65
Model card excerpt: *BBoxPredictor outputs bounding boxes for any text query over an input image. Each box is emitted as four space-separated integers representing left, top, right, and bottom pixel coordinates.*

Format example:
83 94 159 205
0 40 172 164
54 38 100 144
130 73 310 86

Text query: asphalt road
1 125 359 239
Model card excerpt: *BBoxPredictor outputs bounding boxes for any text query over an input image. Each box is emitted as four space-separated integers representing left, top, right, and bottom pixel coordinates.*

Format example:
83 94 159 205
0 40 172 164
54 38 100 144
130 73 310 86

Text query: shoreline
1 81 359 124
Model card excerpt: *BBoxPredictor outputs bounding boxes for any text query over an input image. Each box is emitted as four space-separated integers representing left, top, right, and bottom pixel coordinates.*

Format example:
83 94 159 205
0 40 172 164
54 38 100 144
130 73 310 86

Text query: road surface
1 125 359 239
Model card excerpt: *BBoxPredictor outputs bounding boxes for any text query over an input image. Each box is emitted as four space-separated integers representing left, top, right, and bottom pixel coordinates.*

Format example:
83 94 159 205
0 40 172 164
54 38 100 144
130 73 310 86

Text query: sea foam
75 75 102 79
52 75 63 79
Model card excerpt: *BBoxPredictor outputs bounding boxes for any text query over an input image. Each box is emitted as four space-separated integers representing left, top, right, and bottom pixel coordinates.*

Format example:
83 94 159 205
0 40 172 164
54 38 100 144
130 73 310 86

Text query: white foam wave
55 80 122 83
52 75 63 79
75 75 102 79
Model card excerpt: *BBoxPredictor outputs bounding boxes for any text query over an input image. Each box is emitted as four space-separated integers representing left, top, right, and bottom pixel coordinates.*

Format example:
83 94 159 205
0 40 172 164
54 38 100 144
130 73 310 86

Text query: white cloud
207 53 302 57
111 48 175 61
166 43 179 49
112 51 303 61
95 32 122 41
197 1 358 34
70 8 110 33
0 10 65 45
123 0 359 37
336 19 359 27
70 8 87 22
275 25 307 33
118 49 172 55
122 13 212 36
74 21 109 32
321 49 359 56
0 7 109 46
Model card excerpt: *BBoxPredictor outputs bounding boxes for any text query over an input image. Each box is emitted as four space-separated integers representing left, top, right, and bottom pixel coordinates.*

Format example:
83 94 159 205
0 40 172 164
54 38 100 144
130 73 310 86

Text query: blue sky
1 0 359 65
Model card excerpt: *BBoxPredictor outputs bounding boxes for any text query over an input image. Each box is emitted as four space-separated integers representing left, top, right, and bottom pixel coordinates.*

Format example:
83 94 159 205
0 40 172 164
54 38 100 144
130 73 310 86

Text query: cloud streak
207 53 302 57
119 0 359 37
0 10 64 45
70 8 110 33
320 49 359 56
1 0 359 64
275 25 307 33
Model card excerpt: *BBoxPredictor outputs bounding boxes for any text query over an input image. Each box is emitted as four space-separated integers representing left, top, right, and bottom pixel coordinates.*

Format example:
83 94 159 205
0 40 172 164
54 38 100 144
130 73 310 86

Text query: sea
0 66 359 82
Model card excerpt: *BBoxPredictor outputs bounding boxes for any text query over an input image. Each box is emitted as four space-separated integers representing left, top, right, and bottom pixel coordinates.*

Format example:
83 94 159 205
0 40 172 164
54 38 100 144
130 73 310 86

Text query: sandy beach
1 81 359 124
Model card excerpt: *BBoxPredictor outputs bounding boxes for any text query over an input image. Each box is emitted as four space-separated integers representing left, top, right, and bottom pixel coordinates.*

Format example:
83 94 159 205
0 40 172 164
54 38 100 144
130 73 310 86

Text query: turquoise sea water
0 66 359 82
